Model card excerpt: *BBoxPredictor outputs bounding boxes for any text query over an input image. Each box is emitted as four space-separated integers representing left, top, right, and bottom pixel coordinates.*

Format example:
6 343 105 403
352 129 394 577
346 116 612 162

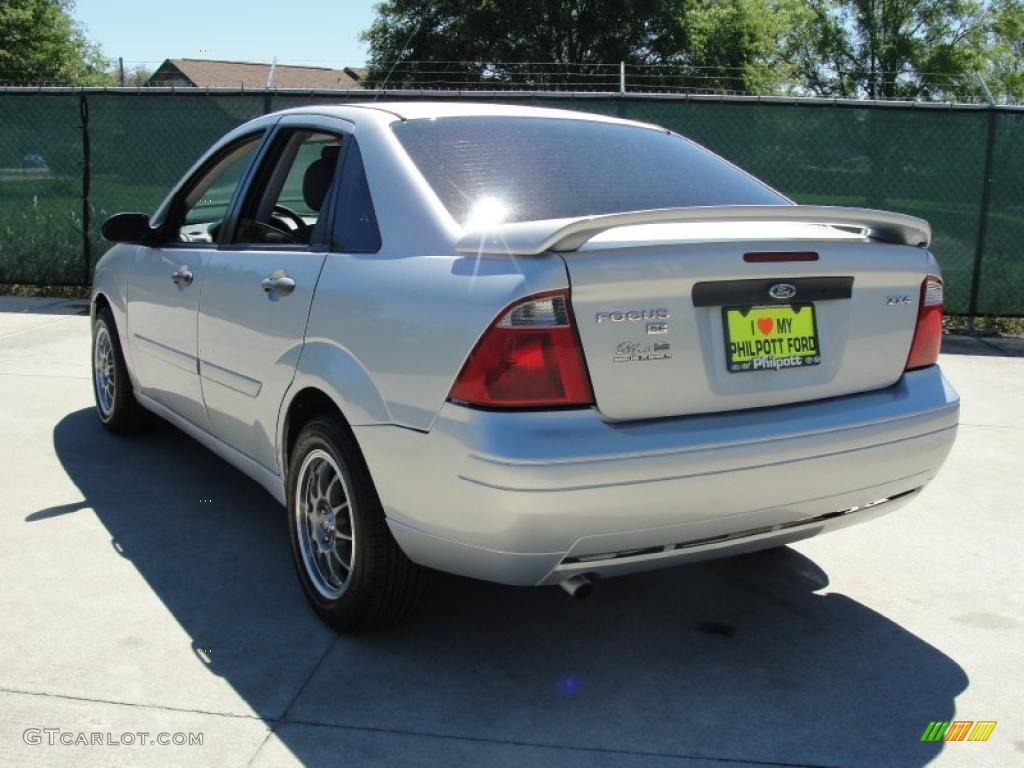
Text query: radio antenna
373 18 422 101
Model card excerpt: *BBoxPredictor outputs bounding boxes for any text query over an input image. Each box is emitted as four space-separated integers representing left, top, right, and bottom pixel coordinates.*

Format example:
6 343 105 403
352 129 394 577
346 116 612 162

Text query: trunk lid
561 221 929 421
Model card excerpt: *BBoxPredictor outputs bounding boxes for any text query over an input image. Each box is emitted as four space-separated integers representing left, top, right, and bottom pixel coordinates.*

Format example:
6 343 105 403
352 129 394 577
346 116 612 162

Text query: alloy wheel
295 448 356 599
93 324 116 418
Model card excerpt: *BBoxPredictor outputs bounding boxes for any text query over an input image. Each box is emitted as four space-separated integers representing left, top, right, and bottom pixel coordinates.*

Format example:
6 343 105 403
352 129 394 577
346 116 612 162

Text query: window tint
392 117 787 226
332 140 381 253
168 134 262 243
232 130 343 246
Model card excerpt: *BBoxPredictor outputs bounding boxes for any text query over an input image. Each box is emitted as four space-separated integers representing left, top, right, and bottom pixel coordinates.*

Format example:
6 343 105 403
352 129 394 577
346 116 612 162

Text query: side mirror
101 213 155 244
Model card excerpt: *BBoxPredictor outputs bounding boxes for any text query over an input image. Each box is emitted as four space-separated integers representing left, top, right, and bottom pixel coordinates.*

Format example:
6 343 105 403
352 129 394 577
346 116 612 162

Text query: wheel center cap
314 502 335 552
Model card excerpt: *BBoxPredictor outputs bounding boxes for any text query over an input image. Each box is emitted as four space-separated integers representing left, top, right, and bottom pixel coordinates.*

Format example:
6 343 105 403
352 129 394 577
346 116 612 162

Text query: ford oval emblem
769 283 797 300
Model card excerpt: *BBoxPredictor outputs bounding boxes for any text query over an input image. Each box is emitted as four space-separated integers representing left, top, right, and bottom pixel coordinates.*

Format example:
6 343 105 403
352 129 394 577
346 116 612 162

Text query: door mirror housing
101 213 155 244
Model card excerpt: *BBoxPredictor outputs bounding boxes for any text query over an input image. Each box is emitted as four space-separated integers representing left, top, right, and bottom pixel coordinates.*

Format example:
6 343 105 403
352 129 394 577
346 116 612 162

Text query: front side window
232 130 343 246
167 134 262 243
392 117 788 226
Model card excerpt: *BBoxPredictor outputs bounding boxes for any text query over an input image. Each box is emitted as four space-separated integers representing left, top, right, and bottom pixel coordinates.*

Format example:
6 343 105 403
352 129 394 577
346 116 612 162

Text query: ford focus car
91 102 959 631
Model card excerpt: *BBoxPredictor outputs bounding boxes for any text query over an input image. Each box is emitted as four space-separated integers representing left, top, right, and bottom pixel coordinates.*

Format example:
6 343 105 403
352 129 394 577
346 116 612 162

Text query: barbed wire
0 59 993 78
0 59 995 102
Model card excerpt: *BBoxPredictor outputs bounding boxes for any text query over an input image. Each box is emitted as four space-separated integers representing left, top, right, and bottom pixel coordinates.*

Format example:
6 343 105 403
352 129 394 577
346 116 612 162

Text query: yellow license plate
723 304 821 373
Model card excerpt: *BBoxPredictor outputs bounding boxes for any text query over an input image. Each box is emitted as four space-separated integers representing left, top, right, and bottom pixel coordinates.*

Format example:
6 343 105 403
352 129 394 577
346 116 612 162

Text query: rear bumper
354 366 958 586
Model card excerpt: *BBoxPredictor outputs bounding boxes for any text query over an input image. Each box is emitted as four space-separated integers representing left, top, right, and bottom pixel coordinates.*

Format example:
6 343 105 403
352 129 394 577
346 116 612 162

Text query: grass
0 177 88 284
3 290 1020 337
3 177 1022 316
0 284 90 298
0 176 166 285
944 315 1024 337
792 192 1024 316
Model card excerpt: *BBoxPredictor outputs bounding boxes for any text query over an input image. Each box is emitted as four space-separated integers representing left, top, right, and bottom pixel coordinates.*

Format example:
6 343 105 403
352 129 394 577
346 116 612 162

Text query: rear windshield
392 116 787 226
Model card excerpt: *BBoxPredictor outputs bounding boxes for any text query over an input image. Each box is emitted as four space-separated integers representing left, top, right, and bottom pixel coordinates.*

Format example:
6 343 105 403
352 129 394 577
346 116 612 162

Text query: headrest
301 145 341 212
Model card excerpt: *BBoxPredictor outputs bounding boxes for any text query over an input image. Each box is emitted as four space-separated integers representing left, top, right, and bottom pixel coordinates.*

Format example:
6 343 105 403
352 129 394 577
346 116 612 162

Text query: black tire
91 306 149 434
287 416 424 632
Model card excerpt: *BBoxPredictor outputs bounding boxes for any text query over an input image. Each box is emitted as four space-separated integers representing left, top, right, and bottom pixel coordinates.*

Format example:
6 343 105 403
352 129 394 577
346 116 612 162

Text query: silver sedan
90 102 958 631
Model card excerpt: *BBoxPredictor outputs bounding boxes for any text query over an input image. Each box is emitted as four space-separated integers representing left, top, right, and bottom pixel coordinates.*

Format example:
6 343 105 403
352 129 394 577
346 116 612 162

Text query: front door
127 133 264 430
197 119 348 471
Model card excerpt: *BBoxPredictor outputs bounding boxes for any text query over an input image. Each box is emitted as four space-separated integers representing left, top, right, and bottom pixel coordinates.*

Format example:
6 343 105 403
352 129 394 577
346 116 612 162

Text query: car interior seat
303 145 341 217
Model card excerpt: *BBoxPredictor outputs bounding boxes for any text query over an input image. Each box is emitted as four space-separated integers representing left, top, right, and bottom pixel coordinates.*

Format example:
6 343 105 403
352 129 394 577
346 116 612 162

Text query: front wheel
287 416 423 632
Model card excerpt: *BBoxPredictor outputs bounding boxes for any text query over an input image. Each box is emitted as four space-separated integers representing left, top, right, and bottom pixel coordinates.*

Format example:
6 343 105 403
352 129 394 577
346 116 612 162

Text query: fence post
79 92 91 286
966 99 997 329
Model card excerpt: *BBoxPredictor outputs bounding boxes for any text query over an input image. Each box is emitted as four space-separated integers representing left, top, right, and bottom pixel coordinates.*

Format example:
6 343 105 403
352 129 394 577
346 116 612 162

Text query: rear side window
332 140 381 253
392 116 787 226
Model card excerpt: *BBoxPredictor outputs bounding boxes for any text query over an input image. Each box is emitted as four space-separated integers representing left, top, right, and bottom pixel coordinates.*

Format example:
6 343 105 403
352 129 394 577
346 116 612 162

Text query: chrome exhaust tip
559 574 593 599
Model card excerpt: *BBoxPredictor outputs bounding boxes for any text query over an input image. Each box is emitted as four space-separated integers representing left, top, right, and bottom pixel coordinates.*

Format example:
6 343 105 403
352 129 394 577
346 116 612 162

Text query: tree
361 0 685 89
362 0 811 93
788 0 1012 100
122 64 154 87
986 0 1024 101
0 0 109 85
671 0 809 93
362 0 1024 101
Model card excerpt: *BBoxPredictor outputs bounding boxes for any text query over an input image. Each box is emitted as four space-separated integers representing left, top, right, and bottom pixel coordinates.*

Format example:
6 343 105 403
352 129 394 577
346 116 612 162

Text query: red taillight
449 290 594 408
906 275 943 370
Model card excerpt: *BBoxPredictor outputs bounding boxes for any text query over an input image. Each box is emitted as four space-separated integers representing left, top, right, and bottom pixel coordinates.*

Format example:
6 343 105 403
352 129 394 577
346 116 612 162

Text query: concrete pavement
0 297 1021 767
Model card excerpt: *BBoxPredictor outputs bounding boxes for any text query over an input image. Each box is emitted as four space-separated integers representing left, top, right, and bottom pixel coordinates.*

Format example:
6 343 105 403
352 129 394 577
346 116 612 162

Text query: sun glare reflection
464 196 509 229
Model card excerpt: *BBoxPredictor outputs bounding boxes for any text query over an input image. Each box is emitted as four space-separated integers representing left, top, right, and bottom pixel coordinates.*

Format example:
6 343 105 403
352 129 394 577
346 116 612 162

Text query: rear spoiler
455 205 931 255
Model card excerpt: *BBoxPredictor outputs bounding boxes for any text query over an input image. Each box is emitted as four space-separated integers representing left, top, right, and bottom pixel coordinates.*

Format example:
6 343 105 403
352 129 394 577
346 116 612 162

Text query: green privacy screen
0 89 1020 315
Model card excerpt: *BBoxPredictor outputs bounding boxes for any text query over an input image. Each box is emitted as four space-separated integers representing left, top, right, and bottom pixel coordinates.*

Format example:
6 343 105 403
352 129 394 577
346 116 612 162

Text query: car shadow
41 407 967 766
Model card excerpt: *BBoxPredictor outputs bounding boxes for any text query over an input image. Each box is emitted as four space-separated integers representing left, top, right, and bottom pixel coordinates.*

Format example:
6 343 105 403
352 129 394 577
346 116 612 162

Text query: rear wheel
92 306 148 434
287 416 423 632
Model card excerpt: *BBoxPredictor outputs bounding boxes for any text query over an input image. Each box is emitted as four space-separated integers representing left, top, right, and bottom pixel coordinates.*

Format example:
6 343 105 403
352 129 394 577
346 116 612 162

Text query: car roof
274 101 662 130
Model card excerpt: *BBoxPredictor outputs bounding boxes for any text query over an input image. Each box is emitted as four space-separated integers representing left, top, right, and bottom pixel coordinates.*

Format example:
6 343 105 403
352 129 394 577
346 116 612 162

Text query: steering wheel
271 204 309 233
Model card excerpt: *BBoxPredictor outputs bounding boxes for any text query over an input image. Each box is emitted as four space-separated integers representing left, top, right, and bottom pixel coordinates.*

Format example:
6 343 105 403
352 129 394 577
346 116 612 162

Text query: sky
74 0 377 69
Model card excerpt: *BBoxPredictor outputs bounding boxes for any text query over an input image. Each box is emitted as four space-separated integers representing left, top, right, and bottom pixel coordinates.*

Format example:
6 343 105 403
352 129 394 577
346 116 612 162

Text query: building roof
148 59 362 89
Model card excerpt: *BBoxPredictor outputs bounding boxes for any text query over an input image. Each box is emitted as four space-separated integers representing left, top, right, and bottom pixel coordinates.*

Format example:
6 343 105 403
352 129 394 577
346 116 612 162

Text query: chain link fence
0 88 1021 316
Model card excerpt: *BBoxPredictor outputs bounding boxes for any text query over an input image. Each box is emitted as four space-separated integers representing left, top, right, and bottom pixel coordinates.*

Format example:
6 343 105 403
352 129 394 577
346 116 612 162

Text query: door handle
261 270 295 296
171 266 194 286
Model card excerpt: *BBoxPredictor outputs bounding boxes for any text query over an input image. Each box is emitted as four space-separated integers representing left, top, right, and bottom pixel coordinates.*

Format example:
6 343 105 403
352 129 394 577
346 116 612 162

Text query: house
146 59 363 89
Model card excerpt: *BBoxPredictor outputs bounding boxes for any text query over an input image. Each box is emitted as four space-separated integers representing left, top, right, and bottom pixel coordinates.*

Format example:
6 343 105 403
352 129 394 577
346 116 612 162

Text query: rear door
563 222 928 421
197 115 349 472
127 132 264 430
